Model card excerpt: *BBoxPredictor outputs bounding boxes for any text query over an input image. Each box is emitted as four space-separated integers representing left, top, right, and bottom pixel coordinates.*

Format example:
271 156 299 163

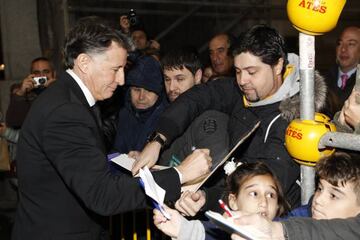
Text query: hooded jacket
112 89 168 154
155 53 327 207
112 55 168 154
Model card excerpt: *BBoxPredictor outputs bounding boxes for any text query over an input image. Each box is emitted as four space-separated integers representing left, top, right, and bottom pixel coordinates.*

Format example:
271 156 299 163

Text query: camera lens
39 78 46 84
129 18 137 25
128 9 138 26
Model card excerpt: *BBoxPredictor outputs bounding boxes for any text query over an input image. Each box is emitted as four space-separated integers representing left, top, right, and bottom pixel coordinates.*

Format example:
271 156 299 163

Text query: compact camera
128 9 139 27
33 76 47 87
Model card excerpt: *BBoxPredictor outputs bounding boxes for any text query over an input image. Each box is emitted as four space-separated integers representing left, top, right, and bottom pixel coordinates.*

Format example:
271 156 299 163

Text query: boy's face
163 67 201 102
228 174 279 220
312 179 360 220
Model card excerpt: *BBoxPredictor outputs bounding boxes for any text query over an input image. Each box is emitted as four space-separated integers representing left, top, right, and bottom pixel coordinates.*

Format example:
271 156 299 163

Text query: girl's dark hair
224 161 290 217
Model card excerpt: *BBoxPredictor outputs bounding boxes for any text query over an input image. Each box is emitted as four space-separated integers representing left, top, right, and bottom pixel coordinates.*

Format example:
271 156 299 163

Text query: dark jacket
283 214 360 240
154 54 327 208
12 72 180 240
112 89 169 153
323 65 357 118
6 86 46 128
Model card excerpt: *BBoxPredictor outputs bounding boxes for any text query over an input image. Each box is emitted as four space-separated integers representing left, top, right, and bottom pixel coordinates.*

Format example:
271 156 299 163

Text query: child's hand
342 89 360 128
175 190 206 216
153 205 183 238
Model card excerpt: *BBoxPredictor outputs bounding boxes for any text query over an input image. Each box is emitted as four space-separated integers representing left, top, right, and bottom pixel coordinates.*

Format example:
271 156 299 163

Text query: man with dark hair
158 47 229 168
208 33 235 78
12 16 211 240
6 57 56 129
161 47 202 102
324 26 360 117
134 24 328 213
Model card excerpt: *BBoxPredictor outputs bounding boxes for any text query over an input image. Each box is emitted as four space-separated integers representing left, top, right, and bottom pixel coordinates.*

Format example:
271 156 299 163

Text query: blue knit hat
126 55 163 95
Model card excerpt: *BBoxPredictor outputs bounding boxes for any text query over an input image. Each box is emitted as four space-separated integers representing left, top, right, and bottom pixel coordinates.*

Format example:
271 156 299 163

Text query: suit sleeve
6 93 32 128
283 215 360 240
42 103 180 216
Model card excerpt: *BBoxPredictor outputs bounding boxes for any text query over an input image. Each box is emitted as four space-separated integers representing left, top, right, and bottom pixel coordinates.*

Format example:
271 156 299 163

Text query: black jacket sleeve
283 215 360 240
156 77 239 144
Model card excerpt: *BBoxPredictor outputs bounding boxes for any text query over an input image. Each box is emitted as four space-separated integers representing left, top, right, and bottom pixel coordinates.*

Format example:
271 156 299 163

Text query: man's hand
44 74 56 88
15 74 35 96
230 211 284 240
175 190 206 216
176 149 212 184
128 150 140 160
119 15 130 34
153 205 183 238
342 89 360 128
148 40 160 50
131 141 161 175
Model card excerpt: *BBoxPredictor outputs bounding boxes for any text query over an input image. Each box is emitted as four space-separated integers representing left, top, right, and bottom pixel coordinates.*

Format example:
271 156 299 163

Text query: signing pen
218 199 233 217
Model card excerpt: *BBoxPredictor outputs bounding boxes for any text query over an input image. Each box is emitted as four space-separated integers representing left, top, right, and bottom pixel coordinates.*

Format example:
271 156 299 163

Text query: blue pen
139 178 171 219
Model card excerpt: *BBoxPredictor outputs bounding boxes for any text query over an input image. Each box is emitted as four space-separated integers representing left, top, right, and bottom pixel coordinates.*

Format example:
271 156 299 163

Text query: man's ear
194 69 202 85
75 53 92 74
228 194 239 211
274 58 284 76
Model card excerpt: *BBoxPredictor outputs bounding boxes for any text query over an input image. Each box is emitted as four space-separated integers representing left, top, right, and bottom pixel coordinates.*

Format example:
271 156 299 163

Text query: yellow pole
132 211 137 240
120 214 125 240
146 209 151 240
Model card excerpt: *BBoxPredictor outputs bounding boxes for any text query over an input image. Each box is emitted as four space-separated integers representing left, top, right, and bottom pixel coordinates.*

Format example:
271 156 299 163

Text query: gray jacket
283 214 360 240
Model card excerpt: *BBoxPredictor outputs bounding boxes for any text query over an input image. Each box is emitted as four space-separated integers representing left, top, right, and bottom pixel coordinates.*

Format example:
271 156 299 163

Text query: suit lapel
61 72 107 152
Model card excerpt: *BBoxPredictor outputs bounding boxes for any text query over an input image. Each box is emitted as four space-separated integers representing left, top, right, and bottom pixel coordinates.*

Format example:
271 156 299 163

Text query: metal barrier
111 209 156 240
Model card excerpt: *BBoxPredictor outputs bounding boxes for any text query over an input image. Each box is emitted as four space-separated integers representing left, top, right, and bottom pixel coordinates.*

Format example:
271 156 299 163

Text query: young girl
154 161 289 240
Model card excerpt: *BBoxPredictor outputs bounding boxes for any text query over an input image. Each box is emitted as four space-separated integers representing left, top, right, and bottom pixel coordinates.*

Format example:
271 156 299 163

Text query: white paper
205 211 257 240
110 154 135 171
139 166 171 219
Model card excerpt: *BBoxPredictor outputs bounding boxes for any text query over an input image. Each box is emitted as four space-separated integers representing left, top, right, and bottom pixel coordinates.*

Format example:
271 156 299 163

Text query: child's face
312 179 360 220
228 174 279 220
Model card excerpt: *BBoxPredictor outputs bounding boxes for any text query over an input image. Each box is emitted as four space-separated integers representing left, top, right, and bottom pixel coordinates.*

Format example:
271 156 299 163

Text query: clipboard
181 121 260 192
205 211 256 240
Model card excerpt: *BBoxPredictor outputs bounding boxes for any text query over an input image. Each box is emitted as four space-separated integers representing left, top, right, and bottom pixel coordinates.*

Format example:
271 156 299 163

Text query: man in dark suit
12 16 211 240
324 26 360 117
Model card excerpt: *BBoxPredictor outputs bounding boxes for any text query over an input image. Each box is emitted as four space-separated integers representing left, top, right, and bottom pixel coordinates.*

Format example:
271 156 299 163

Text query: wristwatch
148 132 166 148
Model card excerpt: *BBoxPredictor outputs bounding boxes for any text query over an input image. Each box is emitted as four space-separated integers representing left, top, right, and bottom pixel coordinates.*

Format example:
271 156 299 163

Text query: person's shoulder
30 75 81 117
322 65 338 81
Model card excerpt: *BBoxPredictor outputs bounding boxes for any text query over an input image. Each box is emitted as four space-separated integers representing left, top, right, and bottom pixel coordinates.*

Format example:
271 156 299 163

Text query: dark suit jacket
12 72 180 240
324 66 356 117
